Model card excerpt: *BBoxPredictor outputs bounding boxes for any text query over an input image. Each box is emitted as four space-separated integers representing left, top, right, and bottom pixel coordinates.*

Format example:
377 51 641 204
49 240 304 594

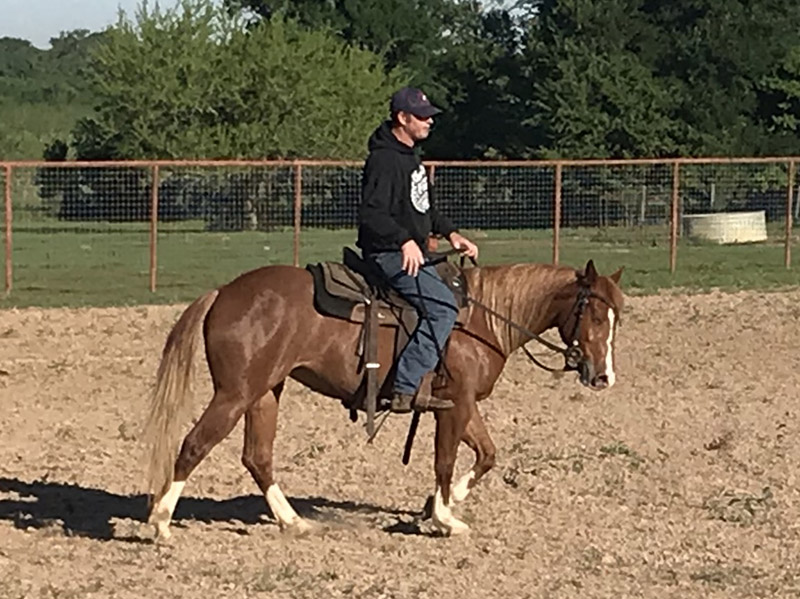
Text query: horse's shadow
0 477 423 542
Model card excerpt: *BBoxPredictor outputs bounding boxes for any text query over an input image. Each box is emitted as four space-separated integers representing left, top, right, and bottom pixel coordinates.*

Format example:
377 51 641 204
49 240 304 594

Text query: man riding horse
142 88 625 540
357 86 479 414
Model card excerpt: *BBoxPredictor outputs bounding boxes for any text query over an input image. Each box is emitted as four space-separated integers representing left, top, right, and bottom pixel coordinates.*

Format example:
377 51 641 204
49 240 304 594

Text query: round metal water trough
682 211 768 244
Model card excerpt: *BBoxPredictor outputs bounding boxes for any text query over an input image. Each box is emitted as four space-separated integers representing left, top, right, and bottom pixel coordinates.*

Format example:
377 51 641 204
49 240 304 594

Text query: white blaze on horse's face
602 307 617 388
577 304 617 391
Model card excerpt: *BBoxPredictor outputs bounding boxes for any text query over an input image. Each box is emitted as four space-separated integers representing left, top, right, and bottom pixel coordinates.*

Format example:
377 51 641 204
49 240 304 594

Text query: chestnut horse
143 258 623 538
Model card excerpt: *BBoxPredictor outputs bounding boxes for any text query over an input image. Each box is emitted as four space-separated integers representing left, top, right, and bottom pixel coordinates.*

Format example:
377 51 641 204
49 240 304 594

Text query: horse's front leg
452 405 496 504
431 399 473 536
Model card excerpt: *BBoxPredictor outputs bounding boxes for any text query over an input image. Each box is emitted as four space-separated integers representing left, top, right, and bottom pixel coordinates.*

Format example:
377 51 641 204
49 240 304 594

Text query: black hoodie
356 121 456 254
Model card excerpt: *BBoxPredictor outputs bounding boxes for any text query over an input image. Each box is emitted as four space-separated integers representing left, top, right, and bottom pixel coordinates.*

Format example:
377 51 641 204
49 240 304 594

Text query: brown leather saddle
305 247 470 436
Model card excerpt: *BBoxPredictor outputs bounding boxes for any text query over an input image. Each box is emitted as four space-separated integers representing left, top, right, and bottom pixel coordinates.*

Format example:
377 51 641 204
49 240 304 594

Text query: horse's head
558 260 624 391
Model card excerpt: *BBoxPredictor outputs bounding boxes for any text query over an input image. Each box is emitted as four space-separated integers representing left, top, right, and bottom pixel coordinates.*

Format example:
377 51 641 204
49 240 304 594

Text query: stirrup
389 391 453 413
412 394 454 411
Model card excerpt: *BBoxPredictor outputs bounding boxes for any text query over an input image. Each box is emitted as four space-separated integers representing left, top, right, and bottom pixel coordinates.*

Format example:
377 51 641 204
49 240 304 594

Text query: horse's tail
142 289 220 505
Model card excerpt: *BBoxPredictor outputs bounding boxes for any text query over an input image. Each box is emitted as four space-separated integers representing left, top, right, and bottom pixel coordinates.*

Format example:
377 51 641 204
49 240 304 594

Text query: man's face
398 111 433 142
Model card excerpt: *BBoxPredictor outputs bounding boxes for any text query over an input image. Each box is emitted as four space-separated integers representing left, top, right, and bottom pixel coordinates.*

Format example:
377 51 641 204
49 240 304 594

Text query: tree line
2 0 800 161
2 0 798 228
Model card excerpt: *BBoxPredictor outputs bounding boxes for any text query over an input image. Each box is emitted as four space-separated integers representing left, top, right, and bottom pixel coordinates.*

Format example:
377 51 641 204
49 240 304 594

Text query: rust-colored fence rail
1 157 796 299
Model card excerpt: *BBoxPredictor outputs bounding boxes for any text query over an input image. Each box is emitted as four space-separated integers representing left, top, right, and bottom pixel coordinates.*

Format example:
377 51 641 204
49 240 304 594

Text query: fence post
149 164 159 293
670 161 680 274
426 164 439 252
786 160 795 269
293 162 302 268
4 164 11 295
639 185 647 227
553 163 562 265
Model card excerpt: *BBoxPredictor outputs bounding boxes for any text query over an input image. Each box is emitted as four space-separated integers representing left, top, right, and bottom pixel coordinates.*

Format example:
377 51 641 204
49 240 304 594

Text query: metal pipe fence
1 157 796 300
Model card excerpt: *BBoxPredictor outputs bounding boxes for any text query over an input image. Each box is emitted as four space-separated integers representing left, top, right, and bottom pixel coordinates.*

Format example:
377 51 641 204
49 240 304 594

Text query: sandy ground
1 288 800 599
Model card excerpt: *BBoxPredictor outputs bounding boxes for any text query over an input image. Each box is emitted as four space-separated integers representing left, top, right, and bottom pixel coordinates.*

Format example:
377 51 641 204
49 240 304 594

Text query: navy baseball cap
390 87 442 119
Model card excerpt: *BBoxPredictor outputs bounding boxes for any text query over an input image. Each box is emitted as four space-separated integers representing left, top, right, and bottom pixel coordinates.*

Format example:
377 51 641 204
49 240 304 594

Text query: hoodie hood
367 121 415 154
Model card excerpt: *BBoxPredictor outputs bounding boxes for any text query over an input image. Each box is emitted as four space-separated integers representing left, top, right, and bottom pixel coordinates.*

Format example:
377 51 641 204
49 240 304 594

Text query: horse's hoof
147 510 173 541
432 516 470 537
281 518 313 537
153 522 173 542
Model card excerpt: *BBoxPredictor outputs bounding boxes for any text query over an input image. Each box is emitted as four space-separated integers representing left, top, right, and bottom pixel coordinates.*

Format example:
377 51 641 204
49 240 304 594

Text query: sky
0 0 186 48
0 0 522 49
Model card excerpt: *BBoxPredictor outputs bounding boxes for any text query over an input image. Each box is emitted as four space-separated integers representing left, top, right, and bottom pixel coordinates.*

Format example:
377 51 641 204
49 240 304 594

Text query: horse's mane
465 263 579 356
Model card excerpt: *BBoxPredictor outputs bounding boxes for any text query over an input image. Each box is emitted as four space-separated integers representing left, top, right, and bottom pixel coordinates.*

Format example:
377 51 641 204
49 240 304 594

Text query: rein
521 286 619 372
398 250 617 463
431 250 617 373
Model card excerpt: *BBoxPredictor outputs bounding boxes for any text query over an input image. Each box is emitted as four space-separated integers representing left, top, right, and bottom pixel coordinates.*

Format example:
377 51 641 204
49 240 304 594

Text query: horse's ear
609 267 624 284
583 259 598 284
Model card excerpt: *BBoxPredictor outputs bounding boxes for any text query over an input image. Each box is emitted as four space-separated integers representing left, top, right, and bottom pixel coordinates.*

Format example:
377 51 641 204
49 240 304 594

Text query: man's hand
448 232 479 259
401 239 425 277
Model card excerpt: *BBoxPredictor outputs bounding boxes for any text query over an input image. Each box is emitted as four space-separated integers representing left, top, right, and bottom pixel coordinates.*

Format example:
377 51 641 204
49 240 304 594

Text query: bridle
435 251 620 373
521 285 620 373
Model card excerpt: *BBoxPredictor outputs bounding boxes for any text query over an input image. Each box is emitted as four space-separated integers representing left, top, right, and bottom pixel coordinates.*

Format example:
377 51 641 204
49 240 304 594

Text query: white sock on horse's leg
431 484 470 536
266 483 311 533
149 480 186 539
451 469 476 503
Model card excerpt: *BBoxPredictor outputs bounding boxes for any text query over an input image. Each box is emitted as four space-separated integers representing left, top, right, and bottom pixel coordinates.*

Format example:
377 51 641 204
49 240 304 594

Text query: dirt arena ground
2 288 800 598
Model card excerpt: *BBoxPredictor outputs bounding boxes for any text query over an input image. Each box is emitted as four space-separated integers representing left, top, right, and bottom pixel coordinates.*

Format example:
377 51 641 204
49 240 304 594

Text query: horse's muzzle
578 361 610 390
578 360 592 387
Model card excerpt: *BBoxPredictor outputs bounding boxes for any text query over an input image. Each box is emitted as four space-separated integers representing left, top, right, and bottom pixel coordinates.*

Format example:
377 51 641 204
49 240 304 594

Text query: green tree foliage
69 0 403 160
425 3 533 158
225 0 534 159
0 32 100 159
225 0 448 88
515 0 800 159
37 1 405 225
759 45 800 154
524 0 676 158
0 30 101 102
6 0 800 164
641 0 800 156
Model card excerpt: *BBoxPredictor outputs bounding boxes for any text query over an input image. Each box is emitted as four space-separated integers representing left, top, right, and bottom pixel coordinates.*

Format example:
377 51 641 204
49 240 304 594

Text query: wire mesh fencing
675 161 796 277
557 163 674 270
1 158 796 307
155 164 299 295
297 164 362 266
6 164 153 305
428 163 556 263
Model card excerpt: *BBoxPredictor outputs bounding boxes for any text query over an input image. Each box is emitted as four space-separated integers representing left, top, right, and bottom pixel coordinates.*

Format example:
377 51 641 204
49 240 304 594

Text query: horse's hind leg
242 382 311 534
452 407 496 504
149 388 250 539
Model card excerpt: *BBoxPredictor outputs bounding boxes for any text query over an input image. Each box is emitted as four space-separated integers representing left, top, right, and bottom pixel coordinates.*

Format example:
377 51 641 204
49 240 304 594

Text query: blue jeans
367 251 458 395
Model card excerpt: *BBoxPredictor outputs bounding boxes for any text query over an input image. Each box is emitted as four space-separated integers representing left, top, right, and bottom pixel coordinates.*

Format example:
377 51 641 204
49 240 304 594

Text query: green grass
1 221 798 309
